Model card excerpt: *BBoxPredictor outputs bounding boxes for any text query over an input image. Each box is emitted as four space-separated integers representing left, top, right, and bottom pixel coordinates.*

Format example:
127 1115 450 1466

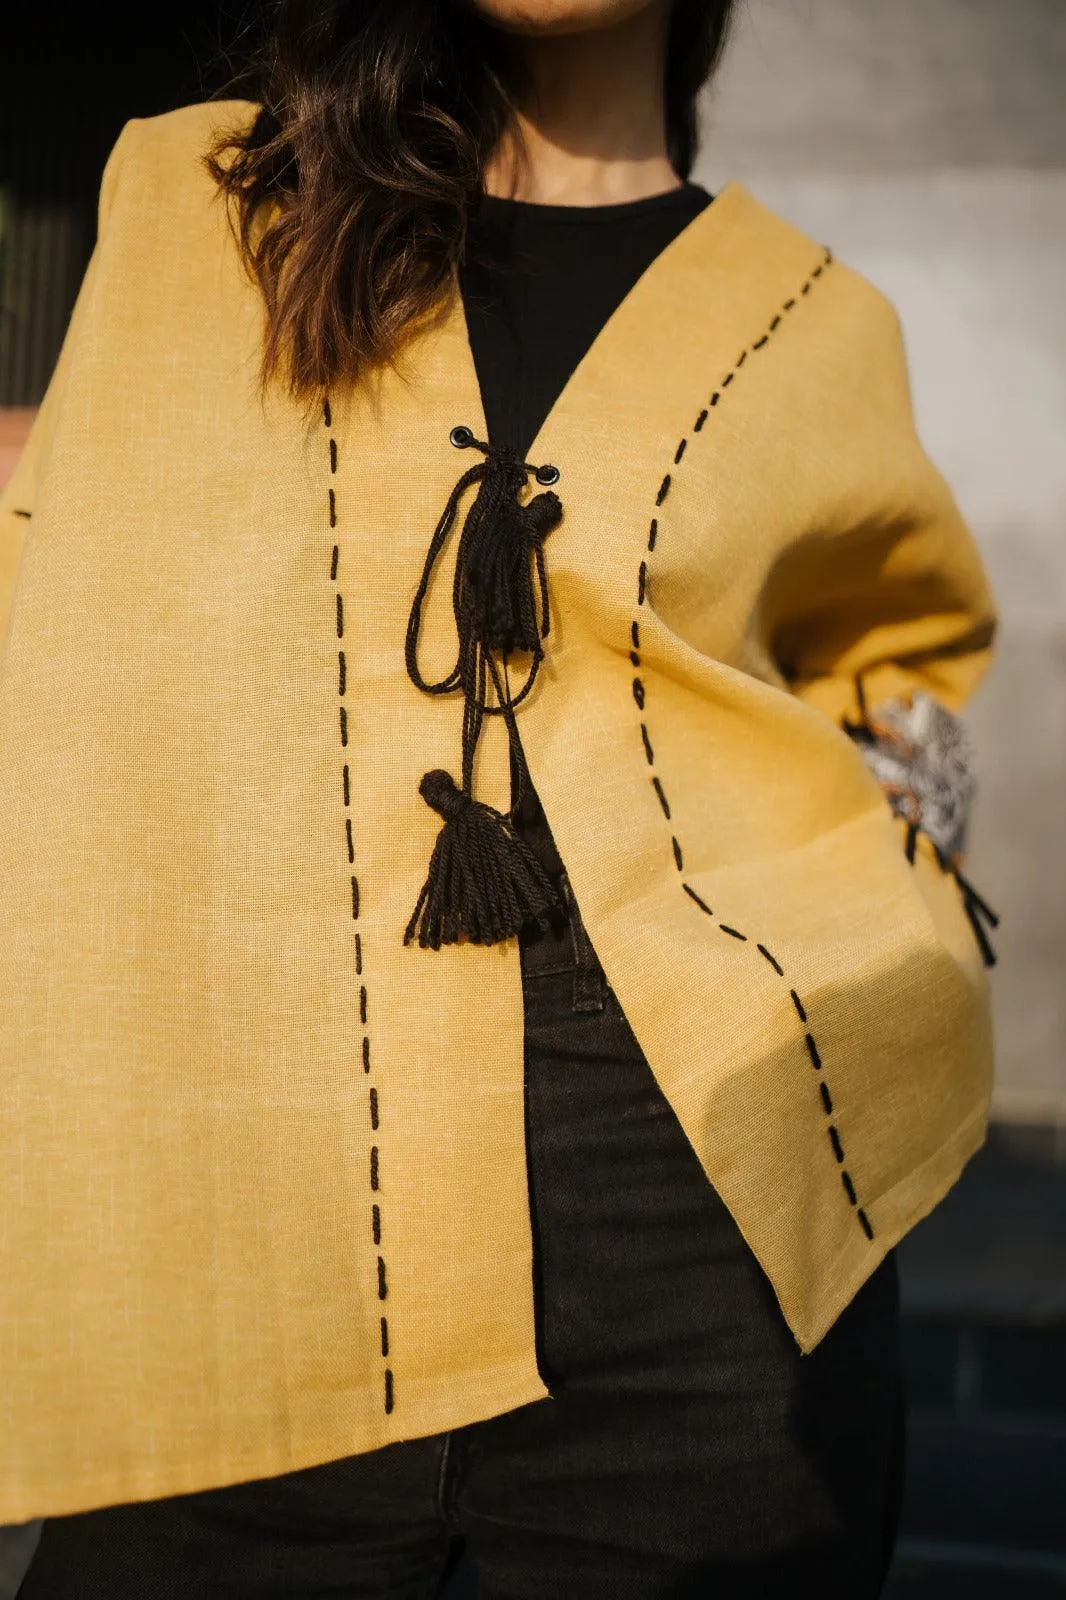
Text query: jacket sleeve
0 119 134 645
760 289 1000 960
766 289 996 721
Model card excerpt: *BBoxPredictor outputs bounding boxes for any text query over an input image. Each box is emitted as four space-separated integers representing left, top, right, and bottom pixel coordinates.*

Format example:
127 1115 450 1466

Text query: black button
449 425 474 449
535 463 560 486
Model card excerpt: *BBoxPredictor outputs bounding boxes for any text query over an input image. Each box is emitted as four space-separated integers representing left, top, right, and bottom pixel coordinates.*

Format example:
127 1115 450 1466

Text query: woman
0 0 999 1594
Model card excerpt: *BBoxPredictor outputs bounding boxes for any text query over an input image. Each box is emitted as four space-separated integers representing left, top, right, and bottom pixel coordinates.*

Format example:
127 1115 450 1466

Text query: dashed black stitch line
325 396 394 1416
626 251 874 1245
681 881 713 916
630 650 641 668
757 943 783 975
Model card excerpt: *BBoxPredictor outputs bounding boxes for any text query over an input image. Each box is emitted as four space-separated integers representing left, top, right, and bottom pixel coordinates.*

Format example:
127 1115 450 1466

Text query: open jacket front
0 100 998 1521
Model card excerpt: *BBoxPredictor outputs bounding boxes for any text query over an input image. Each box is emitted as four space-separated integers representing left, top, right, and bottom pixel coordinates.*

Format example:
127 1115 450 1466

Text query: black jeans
19 872 905 1599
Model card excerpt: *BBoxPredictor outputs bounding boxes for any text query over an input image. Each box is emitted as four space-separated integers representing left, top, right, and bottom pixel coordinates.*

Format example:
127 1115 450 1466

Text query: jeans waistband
519 872 609 1012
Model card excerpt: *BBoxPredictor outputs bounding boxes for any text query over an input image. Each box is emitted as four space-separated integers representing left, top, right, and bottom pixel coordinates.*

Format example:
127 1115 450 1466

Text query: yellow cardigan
0 99 998 1521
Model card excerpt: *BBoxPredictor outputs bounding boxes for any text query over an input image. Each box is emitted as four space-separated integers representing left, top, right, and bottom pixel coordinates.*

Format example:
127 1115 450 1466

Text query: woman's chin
471 0 660 39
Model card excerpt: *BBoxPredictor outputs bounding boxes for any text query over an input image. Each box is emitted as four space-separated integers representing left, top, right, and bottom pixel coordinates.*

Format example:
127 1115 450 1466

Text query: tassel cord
405 459 488 697
405 435 560 719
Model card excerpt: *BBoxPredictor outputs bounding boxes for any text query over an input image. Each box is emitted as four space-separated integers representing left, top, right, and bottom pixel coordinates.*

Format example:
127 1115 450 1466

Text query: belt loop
562 875 607 1013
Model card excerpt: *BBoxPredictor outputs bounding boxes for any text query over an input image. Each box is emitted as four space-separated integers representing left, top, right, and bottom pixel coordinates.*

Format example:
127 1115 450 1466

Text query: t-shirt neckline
474 182 710 227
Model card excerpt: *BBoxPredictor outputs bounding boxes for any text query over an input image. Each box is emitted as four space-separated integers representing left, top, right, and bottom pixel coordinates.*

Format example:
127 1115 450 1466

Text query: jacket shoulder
102 98 263 227
118 97 262 165
716 183 911 426
731 184 901 342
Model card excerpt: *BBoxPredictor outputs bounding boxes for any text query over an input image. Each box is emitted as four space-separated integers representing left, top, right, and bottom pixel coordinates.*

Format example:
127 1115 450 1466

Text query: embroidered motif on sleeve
842 673 1000 967
843 686 974 859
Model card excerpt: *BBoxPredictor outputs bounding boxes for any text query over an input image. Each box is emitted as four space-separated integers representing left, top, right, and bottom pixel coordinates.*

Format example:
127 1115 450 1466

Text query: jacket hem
795 1092 990 1354
0 1363 552 1525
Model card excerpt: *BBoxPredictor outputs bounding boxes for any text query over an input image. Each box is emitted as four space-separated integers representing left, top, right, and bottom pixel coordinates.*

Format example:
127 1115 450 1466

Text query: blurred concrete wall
694 0 1066 1124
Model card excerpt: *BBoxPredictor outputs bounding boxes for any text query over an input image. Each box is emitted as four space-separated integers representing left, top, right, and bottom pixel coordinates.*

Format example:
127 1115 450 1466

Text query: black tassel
402 429 566 951
404 769 563 949
460 472 561 655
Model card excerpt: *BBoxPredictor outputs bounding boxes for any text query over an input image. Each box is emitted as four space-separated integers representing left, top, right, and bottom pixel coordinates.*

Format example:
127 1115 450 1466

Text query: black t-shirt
458 181 714 890
461 183 712 459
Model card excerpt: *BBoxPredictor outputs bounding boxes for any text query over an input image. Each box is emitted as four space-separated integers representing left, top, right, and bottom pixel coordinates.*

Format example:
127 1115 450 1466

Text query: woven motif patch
852 689 975 861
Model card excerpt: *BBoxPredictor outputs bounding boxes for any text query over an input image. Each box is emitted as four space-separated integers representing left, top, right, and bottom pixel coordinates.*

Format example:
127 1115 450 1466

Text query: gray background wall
694 0 1066 1126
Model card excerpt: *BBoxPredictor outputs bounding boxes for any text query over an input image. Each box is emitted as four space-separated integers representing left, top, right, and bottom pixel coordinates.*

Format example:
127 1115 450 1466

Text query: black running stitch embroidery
323 396 397 1411
627 249 875 1245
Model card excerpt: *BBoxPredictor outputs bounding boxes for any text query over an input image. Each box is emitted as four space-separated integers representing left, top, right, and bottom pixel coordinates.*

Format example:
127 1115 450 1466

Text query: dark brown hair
203 0 736 406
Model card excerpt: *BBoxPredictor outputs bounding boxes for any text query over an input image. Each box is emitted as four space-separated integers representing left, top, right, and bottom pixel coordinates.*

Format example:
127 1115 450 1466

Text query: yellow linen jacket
0 99 998 1521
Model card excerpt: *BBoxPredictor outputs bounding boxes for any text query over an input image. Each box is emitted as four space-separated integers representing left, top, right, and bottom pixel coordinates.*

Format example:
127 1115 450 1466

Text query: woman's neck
482 3 678 207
